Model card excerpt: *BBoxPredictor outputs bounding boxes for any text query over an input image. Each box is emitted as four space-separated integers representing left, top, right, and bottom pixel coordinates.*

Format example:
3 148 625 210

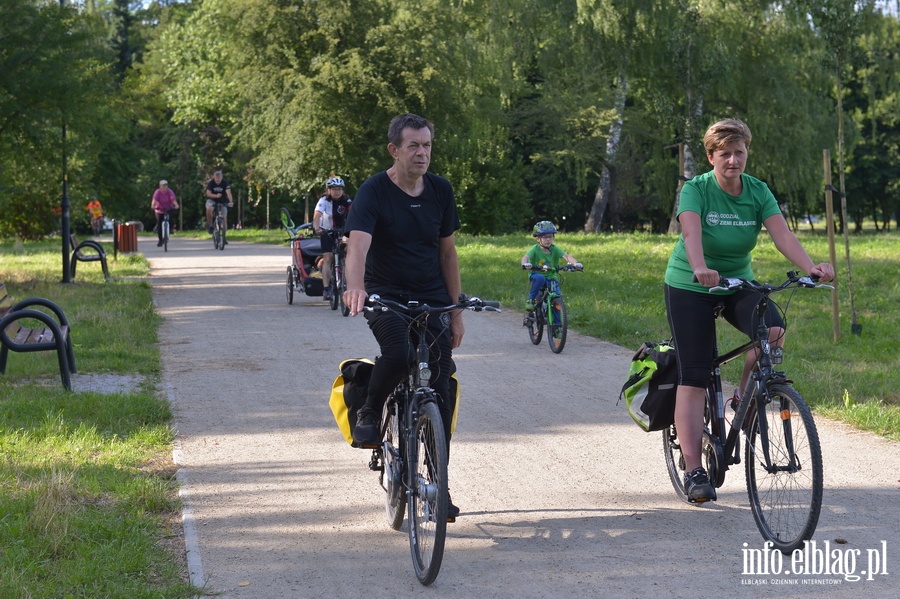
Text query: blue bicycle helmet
532 221 558 237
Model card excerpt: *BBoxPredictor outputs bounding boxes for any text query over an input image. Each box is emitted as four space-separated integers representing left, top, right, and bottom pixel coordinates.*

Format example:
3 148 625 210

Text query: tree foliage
1 0 898 237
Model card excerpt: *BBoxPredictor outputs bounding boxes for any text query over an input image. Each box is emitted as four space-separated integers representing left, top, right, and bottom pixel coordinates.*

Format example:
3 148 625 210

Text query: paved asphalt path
145 237 899 599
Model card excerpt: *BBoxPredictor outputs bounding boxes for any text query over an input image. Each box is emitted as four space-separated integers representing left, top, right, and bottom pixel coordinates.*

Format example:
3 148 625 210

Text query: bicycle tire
547 296 567 353
337 262 350 317
382 401 406 530
662 425 719 504
329 259 339 310
407 399 448 586
162 220 169 252
285 267 294 305
526 308 543 345
745 384 823 554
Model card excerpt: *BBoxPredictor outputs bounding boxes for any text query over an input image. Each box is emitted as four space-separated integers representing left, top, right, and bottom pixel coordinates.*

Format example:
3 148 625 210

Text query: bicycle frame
707 277 812 478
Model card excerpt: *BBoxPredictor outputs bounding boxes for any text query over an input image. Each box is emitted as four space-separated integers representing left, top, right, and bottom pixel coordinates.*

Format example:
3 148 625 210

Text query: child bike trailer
282 208 325 302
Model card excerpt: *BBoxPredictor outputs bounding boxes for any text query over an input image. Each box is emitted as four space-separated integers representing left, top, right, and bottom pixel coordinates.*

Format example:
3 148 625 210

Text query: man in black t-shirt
344 114 464 517
205 171 234 236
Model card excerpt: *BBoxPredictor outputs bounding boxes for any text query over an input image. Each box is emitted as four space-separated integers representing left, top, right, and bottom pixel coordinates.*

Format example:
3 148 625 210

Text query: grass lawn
0 224 896 596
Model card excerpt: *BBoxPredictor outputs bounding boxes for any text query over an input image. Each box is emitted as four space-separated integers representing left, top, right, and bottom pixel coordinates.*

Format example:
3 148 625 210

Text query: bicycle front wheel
338 265 349 317
745 384 823 554
382 401 406 530
329 261 339 310
162 221 169 252
547 296 567 353
407 399 448 586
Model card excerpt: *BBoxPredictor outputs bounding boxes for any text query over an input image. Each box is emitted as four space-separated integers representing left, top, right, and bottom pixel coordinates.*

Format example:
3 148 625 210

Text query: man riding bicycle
205 171 234 241
344 113 464 518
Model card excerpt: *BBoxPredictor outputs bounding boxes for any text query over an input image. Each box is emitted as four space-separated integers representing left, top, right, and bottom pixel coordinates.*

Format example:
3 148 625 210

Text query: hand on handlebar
808 263 834 283
692 268 720 288
345 288 369 317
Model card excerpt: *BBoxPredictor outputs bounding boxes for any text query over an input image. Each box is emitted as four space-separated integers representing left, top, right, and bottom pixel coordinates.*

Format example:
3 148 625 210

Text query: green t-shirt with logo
665 170 782 294
526 243 566 280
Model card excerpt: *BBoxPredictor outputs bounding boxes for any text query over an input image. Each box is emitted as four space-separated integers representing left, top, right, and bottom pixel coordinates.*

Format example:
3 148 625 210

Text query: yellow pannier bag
329 358 460 447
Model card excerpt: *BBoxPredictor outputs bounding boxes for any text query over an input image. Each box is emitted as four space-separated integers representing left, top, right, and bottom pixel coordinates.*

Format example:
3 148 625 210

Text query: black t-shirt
206 178 231 203
346 171 460 298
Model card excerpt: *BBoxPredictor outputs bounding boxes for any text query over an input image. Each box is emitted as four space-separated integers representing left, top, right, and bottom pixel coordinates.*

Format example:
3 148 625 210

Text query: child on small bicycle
521 221 582 310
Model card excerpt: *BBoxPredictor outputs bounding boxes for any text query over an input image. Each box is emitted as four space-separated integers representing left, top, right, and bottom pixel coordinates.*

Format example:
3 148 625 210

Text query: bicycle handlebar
522 263 584 273
701 271 834 293
365 294 501 315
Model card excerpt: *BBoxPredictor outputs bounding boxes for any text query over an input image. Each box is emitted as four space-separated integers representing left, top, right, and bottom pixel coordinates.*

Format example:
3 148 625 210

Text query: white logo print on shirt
706 212 757 227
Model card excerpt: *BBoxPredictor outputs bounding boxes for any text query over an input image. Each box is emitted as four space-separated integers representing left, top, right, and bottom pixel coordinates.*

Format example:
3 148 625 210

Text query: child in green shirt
520 221 582 310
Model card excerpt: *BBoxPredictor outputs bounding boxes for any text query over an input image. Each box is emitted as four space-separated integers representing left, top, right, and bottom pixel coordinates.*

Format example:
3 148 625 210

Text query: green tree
0 0 119 239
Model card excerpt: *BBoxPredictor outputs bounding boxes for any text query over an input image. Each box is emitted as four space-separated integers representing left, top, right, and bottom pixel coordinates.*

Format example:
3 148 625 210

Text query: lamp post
60 0 71 283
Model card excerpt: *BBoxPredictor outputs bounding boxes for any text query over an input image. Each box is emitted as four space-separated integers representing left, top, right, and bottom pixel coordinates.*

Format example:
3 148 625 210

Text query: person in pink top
151 180 180 247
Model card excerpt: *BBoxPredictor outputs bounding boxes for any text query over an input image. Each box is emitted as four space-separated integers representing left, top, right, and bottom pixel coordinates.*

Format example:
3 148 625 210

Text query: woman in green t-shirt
664 118 834 503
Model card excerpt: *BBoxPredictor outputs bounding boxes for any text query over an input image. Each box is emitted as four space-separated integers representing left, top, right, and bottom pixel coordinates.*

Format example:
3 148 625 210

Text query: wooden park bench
70 233 110 280
0 284 76 390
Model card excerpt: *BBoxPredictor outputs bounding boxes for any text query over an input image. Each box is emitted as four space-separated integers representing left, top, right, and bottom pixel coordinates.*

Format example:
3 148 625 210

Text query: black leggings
664 284 785 389
363 298 456 450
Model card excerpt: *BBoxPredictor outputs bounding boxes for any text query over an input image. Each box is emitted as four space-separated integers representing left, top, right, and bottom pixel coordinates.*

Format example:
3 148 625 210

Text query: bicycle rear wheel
407 399 448 586
547 296 567 353
525 309 543 345
662 425 719 504
745 384 823 554
382 401 406 530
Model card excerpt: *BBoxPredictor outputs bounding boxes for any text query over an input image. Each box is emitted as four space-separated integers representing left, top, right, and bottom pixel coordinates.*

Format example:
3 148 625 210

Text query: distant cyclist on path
205 171 234 241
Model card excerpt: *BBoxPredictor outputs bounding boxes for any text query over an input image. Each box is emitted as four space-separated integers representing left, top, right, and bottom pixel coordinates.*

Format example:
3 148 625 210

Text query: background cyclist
521 221 581 310
85 197 104 235
313 176 352 301
151 180 179 247
205 170 234 239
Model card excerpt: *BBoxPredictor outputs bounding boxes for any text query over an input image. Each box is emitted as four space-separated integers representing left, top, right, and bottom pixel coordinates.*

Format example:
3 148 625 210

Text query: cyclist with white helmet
314 176 352 300
521 221 582 310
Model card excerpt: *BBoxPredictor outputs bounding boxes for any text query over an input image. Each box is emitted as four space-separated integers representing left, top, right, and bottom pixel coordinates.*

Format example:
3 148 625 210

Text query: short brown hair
387 113 434 147
703 118 752 155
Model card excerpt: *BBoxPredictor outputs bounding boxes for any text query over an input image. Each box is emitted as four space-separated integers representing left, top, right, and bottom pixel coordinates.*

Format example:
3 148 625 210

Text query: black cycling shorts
664 284 785 389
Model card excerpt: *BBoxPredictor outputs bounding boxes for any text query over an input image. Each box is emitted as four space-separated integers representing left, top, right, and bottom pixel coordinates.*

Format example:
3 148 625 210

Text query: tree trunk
668 142 695 234
584 73 627 233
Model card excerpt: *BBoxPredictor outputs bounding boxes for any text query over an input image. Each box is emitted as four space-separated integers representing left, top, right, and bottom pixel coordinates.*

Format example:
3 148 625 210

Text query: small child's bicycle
522 263 583 354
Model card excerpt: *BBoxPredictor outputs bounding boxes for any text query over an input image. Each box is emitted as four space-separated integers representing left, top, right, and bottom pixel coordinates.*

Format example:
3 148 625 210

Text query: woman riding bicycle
151 180 179 247
664 118 834 503
521 221 581 310
313 176 352 301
